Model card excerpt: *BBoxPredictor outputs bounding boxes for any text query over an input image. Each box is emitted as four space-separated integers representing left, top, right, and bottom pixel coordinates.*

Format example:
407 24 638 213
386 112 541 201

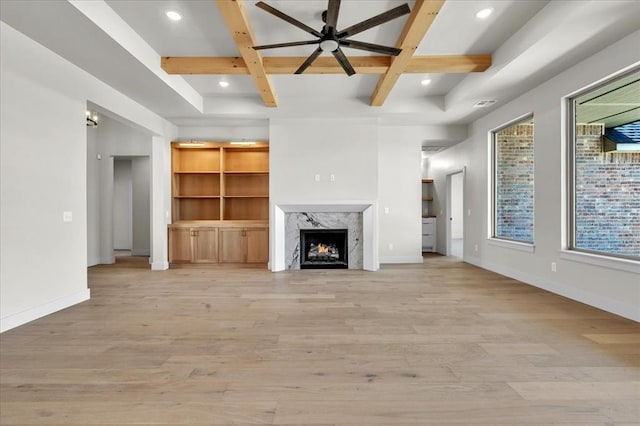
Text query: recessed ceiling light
166 10 182 21
219 81 230 88
475 8 493 19
421 79 432 86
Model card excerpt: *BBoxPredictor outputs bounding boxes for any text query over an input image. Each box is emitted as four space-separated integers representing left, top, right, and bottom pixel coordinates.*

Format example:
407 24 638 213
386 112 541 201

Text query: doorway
446 170 464 258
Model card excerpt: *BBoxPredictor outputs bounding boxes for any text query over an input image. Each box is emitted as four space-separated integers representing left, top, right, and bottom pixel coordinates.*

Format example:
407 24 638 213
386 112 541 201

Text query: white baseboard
131 249 150 256
151 261 169 271
380 256 424 264
0 289 91 333
465 255 639 322
100 256 115 264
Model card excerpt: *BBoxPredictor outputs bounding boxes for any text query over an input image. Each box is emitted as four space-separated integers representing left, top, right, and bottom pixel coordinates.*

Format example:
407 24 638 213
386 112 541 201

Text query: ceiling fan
252 0 411 76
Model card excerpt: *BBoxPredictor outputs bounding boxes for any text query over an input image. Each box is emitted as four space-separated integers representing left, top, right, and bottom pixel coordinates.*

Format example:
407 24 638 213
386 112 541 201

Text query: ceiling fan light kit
252 0 411 76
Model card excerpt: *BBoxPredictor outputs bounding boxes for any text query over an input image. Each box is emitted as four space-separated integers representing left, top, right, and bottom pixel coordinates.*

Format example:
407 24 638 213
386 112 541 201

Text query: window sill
487 238 535 253
559 250 640 274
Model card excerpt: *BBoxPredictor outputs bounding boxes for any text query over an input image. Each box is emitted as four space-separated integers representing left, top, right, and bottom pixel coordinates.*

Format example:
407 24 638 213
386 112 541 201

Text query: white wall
131 157 150 256
427 30 640 321
450 172 464 239
268 119 424 265
113 159 132 250
0 22 176 332
378 126 424 263
270 118 379 203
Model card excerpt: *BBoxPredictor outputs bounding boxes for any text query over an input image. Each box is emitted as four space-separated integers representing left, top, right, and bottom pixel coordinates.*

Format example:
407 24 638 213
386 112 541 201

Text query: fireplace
300 229 348 269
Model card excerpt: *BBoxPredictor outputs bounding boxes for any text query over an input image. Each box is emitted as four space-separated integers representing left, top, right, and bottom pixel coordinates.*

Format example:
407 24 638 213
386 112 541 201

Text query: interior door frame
445 167 466 257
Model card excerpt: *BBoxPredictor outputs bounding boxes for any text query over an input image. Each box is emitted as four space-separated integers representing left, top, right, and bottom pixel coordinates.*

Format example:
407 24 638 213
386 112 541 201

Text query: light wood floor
1 255 639 425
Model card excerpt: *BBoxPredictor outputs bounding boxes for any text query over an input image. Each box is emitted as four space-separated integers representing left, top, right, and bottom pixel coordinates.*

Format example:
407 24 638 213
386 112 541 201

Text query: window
568 69 640 260
492 115 534 244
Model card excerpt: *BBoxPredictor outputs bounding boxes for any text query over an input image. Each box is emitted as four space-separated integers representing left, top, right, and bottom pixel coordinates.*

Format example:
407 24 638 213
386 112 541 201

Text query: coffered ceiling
1 0 639 130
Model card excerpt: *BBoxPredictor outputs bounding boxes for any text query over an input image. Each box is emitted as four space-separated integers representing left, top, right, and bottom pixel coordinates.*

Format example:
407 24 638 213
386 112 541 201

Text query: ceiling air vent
422 146 446 153
473 100 497 108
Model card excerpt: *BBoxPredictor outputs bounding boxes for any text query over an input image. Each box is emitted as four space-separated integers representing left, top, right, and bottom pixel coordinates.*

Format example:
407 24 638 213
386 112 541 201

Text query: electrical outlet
384 207 389 214
474 244 478 252
551 262 557 272
63 211 72 222
388 243 393 251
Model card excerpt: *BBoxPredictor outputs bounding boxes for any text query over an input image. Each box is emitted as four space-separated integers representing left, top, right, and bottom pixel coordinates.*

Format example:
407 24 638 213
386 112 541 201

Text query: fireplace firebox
300 229 348 269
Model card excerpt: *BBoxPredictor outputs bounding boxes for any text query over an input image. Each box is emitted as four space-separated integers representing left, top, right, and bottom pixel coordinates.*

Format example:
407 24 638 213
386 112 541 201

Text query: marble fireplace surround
271 201 379 272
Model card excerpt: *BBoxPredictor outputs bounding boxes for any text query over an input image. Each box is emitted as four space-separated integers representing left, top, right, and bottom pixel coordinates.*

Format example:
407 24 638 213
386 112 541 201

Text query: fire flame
317 243 329 254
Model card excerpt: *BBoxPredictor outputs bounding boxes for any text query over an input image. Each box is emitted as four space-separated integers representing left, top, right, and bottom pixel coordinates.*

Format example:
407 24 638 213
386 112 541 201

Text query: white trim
487 238 535 253
465 255 639 322
380 256 424 264
0 289 91 333
445 168 466 256
151 260 169 271
560 250 640 274
100 256 116 264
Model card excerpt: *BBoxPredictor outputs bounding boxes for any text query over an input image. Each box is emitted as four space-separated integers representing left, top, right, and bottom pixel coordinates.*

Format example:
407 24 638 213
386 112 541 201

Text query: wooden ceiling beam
161 55 491 75
370 0 446 106
216 0 277 107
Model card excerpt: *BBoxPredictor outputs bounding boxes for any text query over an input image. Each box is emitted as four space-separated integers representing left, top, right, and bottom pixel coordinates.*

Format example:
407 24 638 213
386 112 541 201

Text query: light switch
384 207 389 214
330 174 335 182
63 211 72 222
314 174 320 182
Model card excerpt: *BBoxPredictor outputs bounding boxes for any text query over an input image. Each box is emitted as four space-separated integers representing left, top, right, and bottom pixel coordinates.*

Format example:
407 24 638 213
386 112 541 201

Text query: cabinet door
218 228 245 263
168 228 192 263
246 228 269 264
192 228 218 263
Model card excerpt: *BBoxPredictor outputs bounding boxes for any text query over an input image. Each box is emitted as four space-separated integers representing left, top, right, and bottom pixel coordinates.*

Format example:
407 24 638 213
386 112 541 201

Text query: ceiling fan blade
256 1 323 38
253 40 320 50
340 39 401 56
337 3 410 38
295 47 323 74
325 0 341 32
332 47 356 76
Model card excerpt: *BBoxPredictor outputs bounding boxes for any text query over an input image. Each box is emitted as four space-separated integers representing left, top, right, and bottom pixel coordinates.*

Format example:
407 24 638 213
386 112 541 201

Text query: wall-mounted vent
473 100 497 108
422 146 446 153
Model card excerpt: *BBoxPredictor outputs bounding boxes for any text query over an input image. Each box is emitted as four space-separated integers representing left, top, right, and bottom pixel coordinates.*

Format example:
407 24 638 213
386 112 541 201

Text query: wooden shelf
175 196 220 199
223 171 269 174
174 171 221 174
422 196 433 201
171 142 269 222
421 179 434 183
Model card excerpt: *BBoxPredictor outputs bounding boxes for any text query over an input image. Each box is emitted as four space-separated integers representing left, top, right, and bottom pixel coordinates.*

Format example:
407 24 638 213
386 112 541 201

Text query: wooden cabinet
219 227 269 264
169 142 269 265
246 228 269 263
168 227 218 263
192 228 218 263
169 223 268 265
168 228 192 263
219 228 245 263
